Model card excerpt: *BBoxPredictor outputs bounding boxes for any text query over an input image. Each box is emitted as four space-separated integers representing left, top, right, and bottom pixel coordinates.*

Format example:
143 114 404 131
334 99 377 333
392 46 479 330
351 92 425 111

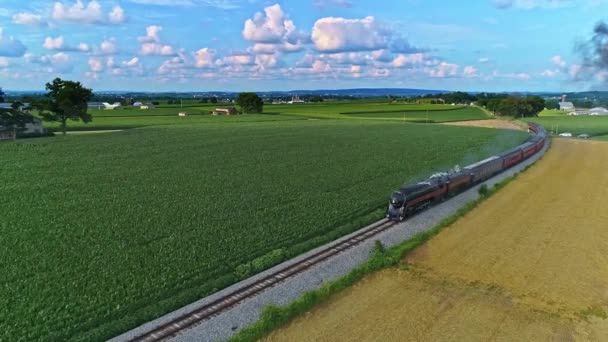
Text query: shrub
478 184 489 197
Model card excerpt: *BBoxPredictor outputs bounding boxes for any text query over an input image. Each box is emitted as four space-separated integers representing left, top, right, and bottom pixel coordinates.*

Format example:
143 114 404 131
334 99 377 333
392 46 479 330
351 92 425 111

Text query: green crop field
538 109 568 117
40 103 488 132
43 113 304 132
263 102 471 120
526 116 608 137
0 120 527 341
342 106 488 122
88 106 216 117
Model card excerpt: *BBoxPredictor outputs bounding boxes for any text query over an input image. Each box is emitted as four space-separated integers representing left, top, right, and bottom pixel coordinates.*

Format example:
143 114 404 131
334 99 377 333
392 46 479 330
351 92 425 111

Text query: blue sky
0 0 605 91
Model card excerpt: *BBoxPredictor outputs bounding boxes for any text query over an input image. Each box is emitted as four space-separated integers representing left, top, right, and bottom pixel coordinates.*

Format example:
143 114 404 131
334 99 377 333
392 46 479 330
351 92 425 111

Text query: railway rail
129 219 397 342
128 122 547 342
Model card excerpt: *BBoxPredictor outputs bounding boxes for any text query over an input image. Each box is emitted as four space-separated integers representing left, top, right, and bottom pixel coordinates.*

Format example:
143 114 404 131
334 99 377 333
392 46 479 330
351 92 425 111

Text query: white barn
559 102 575 110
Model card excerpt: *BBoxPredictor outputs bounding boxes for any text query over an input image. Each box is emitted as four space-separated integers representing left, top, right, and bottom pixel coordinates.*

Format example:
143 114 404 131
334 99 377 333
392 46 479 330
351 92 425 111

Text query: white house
133 102 143 107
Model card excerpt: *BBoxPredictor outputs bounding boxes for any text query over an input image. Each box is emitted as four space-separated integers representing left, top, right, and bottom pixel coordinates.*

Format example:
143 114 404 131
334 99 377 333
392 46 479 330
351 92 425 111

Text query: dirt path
266 139 608 342
442 119 524 131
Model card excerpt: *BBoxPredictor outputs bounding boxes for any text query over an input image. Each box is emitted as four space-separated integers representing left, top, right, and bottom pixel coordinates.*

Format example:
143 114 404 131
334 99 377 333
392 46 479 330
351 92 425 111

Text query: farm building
559 102 574 110
212 107 238 115
178 112 188 117
288 95 305 104
133 102 143 107
87 102 105 110
569 107 608 116
0 102 30 110
0 117 45 139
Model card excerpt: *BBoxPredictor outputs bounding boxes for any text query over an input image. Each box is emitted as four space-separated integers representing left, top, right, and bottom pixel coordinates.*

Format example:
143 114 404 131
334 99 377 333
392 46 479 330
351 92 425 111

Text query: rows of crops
43 103 487 132
343 107 488 122
0 120 527 341
43 113 303 131
526 116 608 136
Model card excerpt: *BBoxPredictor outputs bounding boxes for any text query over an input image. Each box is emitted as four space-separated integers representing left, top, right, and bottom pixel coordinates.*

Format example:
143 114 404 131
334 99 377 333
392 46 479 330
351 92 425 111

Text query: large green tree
236 92 264 113
39 78 93 135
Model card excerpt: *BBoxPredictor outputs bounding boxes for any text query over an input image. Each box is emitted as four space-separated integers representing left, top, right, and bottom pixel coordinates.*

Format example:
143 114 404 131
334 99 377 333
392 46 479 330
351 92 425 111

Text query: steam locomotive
387 123 547 221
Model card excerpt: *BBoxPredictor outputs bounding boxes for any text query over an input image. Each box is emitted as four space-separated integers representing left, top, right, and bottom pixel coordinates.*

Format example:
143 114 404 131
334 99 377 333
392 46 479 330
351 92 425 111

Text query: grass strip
229 152 547 342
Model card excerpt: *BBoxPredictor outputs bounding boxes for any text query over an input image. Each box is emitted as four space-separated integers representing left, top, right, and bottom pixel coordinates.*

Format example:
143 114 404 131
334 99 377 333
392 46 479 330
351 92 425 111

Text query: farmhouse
212 107 238 115
133 102 143 107
178 112 188 117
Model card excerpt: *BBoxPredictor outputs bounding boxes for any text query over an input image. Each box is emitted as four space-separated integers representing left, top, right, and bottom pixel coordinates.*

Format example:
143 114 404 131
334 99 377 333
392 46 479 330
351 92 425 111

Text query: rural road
111 137 549 342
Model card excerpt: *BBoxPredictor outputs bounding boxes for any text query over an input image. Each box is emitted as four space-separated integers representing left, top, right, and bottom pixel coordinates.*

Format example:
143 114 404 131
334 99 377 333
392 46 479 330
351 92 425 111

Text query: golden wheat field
266 139 608 342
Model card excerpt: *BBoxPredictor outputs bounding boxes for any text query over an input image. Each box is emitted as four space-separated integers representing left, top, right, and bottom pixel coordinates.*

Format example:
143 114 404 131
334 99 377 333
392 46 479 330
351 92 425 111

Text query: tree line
1 79 269 139
419 92 546 117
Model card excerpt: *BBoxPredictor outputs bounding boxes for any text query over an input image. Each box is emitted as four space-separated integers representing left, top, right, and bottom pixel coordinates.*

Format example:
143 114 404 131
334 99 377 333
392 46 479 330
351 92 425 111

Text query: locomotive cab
387 191 406 221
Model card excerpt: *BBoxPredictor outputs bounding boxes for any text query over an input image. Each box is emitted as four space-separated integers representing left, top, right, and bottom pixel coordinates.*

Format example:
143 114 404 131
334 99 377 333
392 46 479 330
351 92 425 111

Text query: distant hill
260 88 450 97
4 88 450 98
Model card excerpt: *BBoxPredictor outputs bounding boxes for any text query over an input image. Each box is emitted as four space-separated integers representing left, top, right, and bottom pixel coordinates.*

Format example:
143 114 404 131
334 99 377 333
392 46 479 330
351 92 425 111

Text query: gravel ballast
110 142 550 342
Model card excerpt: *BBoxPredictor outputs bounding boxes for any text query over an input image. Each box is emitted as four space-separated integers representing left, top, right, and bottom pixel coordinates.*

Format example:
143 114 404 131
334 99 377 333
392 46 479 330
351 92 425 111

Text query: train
387 123 547 221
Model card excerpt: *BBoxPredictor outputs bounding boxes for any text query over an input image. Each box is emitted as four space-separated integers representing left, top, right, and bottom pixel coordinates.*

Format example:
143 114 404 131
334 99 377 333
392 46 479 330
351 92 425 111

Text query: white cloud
429 62 459 78
0 28 27 57
392 53 425 68
551 55 566 67
158 55 188 75
78 43 91 52
541 69 558 77
194 48 216 68
87 55 143 78
108 6 127 24
311 16 419 54
51 1 127 25
504 72 531 80
100 38 118 55
350 65 361 78
43 36 65 50
139 25 162 43
0 57 9 68
463 65 478 78
139 26 175 56
312 16 387 52
141 43 174 56
220 54 255 66
123 57 140 67
26 52 73 73
43 36 92 53
13 12 46 26
242 4 306 53
255 54 280 69
479 57 490 63
88 57 104 72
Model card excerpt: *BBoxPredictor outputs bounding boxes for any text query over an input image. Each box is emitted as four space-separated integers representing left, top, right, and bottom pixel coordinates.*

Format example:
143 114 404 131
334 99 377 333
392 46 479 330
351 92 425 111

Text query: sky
0 0 606 92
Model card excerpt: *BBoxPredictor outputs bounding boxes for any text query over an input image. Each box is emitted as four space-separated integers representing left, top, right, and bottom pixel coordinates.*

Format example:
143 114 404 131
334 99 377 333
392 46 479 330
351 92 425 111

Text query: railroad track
129 219 397 342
